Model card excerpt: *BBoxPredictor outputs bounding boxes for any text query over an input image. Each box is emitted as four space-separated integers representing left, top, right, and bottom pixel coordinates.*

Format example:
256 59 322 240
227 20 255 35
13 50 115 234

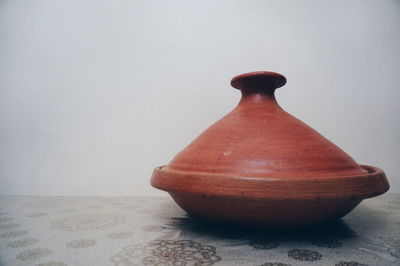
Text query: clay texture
151 71 389 227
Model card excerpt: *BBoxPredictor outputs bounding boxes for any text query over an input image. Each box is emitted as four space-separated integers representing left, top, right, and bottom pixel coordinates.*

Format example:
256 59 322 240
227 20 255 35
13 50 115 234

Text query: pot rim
151 165 389 200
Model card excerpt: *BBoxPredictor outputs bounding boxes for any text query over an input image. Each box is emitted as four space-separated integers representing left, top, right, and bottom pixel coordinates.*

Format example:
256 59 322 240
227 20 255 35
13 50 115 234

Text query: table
0 194 399 266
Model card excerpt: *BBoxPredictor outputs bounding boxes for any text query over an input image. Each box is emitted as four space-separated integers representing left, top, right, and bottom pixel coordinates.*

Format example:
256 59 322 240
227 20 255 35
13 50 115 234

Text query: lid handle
230 71 286 93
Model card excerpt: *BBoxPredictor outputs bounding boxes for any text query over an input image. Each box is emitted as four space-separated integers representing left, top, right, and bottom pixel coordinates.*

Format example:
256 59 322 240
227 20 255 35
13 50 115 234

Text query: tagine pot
151 71 389 227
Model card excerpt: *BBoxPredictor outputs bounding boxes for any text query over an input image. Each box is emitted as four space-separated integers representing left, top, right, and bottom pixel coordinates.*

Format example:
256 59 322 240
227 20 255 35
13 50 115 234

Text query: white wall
0 0 399 196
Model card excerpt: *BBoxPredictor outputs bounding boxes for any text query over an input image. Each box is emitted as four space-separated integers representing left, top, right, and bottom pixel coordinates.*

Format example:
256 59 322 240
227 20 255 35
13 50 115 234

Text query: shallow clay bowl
152 165 388 227
151 71 389 228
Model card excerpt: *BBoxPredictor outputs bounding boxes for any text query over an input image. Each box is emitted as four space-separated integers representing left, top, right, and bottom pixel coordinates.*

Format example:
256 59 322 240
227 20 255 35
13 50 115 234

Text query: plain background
0 0 399 196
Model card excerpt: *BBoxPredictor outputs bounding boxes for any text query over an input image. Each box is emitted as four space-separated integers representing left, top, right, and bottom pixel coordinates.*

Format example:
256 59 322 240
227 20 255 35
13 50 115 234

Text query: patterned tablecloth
0 194 399 266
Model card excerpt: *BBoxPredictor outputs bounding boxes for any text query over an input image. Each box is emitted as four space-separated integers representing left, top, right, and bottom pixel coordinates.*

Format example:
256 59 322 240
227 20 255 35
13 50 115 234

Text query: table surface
0 194 399 266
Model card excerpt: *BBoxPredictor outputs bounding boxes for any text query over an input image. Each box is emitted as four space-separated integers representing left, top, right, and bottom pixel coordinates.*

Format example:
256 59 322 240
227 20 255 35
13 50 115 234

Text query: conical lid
151 72 389 200
163 71 367 178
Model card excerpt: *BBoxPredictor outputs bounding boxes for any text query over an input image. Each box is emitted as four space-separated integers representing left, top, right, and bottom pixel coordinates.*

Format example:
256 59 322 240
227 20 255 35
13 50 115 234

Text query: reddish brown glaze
151 71 389 227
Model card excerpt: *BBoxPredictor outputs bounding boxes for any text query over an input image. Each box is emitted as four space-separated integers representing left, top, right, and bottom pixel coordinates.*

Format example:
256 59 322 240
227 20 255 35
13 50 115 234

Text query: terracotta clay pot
151 71 389 227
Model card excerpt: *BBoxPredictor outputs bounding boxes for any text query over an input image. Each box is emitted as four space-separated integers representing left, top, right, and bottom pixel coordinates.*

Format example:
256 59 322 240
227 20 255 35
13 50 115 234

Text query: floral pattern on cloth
0 194 399 266
110 240 221 266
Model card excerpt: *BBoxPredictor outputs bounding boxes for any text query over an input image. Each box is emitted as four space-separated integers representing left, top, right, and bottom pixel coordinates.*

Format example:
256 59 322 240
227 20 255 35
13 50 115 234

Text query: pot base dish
151 165 389 227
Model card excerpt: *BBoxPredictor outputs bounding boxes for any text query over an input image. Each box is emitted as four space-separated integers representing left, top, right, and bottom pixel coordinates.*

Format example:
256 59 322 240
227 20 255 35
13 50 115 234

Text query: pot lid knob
231 71 287 93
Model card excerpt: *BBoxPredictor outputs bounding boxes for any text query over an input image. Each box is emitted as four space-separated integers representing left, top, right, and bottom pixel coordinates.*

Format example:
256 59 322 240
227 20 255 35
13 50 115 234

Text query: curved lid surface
164 71 367 178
